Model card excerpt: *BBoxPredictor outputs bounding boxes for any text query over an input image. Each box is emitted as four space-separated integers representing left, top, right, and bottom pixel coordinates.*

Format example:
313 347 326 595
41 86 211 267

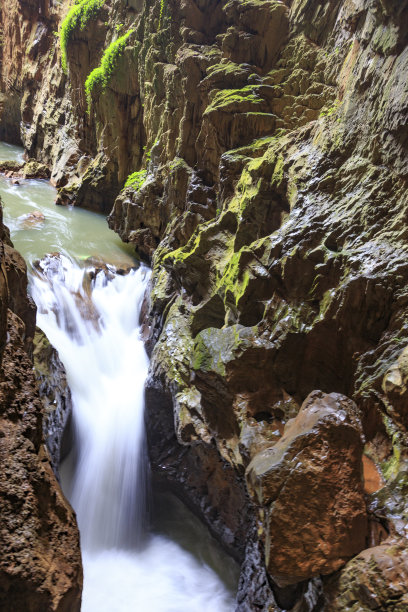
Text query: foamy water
1 139 237 611
31 255 236 612
82 542 234 612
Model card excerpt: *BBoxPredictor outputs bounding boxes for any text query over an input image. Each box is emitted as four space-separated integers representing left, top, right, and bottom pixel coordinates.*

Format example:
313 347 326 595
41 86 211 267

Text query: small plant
319 98 342 118
143 141 157 164
124 140 158 191
125 169 148 190
60 0 105 73
85 29 134 112
159 0 166 29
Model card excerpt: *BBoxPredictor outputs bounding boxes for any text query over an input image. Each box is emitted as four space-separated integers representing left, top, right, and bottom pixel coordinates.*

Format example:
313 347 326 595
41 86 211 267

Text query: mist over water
0 143 237 611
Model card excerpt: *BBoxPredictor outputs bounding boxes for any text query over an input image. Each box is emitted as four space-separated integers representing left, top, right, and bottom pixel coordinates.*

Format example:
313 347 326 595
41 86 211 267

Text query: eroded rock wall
136 0 408 608
1 0 408 610
0 201 82 611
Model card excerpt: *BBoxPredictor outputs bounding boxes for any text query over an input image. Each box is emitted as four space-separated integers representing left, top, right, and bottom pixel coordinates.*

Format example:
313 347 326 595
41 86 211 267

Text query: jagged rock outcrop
34 328 73 477
324 539 408 611
0 201 82 611
138 0 408 607
1 0 408 609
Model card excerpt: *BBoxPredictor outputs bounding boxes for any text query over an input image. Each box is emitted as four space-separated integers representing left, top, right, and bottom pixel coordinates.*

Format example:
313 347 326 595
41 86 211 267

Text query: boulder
324 539 408 611
21 160 50 179
18 210 45 228
246 390 368 586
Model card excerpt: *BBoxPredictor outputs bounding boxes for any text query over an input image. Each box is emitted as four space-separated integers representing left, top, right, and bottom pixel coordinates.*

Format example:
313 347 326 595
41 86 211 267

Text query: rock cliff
1 0 408 610
0 201 82 610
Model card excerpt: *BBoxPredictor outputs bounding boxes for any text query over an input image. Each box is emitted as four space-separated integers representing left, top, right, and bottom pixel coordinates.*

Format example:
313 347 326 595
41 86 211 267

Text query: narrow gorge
0 0 407 611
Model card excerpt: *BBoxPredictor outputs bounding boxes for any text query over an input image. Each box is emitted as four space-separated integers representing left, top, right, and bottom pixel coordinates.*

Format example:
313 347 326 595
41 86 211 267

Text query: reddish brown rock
0 201 82 611
0 312 82 612
246 391 368 587
362 454 384 495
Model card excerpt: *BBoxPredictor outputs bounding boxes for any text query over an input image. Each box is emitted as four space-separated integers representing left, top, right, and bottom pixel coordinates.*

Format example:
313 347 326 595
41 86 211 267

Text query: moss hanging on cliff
60 0 105 73
124 142 156 190
158 0 166 29
85 29 134 112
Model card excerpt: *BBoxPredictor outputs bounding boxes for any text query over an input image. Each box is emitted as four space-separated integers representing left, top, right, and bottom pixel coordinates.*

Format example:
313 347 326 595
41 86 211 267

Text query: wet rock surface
1 0 408 609
324 539 408 611
0 159 51 180
0 200 82 611
246 391 368 587
33 328 73 477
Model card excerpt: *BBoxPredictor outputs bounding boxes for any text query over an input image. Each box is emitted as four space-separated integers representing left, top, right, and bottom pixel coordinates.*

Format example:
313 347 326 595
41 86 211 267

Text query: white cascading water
32 255 149 550
30 254 235 612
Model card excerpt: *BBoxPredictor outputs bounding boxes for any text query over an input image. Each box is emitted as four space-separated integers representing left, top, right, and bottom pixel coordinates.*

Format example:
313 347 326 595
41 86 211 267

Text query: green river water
0 142 136 267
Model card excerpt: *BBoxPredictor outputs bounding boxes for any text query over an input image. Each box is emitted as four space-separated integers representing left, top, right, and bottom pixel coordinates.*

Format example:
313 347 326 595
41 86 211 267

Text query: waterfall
30 253 236 612
32 255 150 550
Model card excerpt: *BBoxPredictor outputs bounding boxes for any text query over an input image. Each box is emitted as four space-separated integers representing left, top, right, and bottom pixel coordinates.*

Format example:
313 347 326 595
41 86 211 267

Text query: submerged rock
18 210 46 228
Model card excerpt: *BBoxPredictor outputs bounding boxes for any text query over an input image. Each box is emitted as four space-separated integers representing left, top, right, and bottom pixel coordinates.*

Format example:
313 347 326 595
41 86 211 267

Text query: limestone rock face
0 201 82 611
1 0 408 608
246 391 367 586
0 0 63 145
324 540 408 611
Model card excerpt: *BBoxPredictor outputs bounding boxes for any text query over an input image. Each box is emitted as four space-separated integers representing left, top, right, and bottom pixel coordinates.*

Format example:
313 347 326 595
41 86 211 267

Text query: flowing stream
0 142 238 611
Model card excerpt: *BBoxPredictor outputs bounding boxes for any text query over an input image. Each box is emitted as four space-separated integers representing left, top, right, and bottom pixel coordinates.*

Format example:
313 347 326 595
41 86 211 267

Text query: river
0 142 238 611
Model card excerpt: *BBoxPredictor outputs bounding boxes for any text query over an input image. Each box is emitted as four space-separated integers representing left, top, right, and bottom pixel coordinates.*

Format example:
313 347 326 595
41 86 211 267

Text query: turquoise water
0 142 136 267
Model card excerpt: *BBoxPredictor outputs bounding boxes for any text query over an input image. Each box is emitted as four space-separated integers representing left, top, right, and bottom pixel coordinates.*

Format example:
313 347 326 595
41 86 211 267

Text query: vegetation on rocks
124 143 155 190
124 169 147 190
158 0 166 29
60 0 105 73
1 0 408 608
84 29 134 112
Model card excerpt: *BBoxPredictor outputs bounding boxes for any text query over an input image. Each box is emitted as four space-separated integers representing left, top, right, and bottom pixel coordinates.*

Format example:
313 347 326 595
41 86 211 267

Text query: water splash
31 254 236 611
32 255 150 549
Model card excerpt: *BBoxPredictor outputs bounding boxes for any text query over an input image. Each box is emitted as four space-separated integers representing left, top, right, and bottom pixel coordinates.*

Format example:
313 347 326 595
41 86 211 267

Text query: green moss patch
124 169 147 190
85 29 134 112
205 86 264 114
60 0 105 73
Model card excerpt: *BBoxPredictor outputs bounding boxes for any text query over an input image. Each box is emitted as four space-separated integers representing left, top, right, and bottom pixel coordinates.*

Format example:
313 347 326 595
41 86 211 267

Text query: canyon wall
0 201 82 611
1 0 408 610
